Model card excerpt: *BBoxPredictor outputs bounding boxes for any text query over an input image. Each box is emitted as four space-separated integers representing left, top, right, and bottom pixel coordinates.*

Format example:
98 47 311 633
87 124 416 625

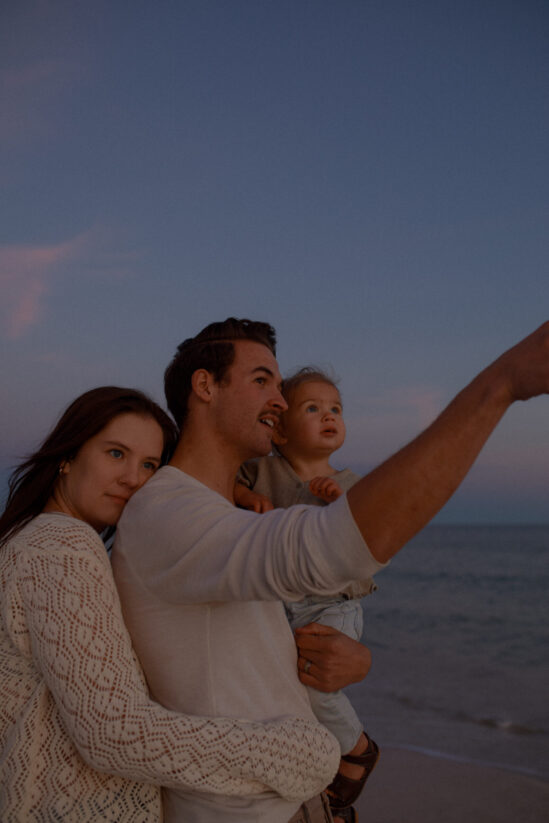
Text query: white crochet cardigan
0 514 339 821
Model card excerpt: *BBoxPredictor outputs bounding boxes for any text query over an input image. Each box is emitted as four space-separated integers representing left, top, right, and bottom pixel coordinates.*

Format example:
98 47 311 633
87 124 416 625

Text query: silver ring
304 659 311 674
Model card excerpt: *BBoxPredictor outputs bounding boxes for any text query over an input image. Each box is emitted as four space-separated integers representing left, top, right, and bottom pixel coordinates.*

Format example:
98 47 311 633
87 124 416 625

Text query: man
113 317 549 823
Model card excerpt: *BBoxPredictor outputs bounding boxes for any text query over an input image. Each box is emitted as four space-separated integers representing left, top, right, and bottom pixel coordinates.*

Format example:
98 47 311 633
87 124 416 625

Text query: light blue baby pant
285 596 364 755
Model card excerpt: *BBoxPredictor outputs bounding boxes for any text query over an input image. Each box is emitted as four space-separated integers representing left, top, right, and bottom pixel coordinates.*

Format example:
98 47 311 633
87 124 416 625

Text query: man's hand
294 622 371 693
489 320 549 403
309 476 343 503
233 483 274 512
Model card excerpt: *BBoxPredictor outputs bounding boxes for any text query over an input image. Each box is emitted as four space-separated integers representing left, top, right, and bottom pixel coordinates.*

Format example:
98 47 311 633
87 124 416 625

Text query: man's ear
191 369 215 403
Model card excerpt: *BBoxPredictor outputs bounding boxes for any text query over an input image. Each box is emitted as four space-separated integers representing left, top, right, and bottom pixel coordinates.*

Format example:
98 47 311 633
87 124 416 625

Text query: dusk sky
1 0 548 523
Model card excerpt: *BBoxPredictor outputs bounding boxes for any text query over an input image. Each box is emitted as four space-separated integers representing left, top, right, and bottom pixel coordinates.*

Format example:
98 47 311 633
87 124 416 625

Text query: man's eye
255 377 266 385
109 449 123 459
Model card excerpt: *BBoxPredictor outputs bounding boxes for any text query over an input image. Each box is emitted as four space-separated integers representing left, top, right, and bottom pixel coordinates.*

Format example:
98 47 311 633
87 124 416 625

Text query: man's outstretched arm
348 321 549 563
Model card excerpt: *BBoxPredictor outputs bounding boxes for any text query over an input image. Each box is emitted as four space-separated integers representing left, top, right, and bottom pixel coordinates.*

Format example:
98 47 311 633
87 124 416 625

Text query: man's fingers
295 623 338 652
295 639 331 657
297 654 340 692
295 622 337 636
297 668 321 688
297 655 313 673
297 648 328 667
297 655 332 689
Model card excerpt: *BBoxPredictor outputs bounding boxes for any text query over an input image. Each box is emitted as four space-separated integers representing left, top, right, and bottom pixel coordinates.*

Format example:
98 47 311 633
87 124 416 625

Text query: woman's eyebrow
103 439 128 449
103 439 161 460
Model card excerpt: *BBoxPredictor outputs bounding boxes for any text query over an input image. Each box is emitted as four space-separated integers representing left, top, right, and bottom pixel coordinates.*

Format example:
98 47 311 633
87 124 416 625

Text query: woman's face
52 413 164 531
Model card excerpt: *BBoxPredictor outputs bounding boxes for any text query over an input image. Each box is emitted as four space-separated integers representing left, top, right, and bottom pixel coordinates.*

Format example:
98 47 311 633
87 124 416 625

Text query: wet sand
353 747 549 823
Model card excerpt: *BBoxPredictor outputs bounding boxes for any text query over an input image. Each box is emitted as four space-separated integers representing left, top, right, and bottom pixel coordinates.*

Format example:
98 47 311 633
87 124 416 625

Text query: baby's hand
234 482 275 513
309 476 343 503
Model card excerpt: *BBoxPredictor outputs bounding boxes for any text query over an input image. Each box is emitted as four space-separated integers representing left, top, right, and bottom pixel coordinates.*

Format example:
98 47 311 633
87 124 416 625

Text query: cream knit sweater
0 514 340 822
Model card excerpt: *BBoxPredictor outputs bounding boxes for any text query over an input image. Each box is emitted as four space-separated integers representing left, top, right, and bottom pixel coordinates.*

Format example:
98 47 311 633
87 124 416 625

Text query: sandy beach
353 747 549 823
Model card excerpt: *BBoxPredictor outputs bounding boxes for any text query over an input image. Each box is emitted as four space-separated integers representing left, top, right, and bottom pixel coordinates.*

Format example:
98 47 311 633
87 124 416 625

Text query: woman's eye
109 449 123 459
143 461 158 472
255 377 266 385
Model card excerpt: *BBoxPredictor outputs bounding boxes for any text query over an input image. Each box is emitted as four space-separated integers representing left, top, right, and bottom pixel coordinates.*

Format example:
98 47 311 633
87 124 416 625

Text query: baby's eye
331 406 342 414
306 405 318 413
109 449 123 459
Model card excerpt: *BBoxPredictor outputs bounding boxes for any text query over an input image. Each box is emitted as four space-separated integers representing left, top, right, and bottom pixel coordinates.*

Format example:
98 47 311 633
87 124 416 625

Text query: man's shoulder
122 465 220 522
138 465 207 495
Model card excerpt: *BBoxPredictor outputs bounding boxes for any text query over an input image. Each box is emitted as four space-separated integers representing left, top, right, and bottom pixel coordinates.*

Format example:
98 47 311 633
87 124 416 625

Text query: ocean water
346 524 549 781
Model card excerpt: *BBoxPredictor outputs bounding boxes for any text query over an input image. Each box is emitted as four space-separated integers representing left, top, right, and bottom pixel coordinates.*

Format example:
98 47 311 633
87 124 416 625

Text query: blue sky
1 0 548 522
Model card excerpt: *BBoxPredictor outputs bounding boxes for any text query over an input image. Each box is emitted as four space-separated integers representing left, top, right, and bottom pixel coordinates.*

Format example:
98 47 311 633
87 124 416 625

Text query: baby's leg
286 598 378 818
286 597 365 754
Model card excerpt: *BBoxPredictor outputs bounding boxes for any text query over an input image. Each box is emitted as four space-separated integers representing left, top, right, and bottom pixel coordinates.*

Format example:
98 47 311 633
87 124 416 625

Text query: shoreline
384 741 548 780
353 746 549 823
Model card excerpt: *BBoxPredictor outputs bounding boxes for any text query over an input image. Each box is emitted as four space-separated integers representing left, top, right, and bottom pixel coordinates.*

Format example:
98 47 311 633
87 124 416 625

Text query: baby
236 367 379 822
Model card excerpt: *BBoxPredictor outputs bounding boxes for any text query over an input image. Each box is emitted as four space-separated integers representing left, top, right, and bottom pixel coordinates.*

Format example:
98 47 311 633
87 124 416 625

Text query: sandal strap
326 735 379 810
341 736 379 767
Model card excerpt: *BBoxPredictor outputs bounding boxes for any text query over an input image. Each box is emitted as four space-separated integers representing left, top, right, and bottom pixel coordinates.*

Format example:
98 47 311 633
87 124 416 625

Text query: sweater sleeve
17 519 339 801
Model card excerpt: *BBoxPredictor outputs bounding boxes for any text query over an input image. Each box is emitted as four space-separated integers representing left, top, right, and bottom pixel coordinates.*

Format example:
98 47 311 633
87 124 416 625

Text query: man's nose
272 389 288 412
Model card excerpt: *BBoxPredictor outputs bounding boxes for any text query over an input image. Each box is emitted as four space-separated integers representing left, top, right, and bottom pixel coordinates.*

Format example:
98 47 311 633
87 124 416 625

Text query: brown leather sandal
326 734 379 813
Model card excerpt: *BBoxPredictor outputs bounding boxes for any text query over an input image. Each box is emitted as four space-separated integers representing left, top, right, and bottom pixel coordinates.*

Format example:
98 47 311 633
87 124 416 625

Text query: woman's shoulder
10 513 105 558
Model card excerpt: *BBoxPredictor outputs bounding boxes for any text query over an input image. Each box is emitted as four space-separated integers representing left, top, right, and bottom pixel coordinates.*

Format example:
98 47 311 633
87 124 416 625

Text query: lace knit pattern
0 515 339 822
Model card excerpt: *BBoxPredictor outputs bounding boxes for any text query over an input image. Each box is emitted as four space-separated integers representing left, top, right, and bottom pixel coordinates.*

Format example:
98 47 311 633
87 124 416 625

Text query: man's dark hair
164 318 277 428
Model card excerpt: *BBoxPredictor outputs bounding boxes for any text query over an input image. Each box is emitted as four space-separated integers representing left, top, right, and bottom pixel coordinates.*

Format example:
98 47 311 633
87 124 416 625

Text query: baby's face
278 380 346 456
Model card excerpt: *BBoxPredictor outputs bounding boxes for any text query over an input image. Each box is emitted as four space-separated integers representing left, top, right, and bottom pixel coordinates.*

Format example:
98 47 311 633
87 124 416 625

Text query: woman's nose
119 463 141 488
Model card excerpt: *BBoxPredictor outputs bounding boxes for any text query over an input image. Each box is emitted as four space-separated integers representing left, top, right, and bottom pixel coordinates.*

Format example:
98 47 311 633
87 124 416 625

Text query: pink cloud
341 389 549 505
8 276 48 339
0 230 134 339
339 385 446 468
385 386 444 428
352 385 444 433
0 240 75 338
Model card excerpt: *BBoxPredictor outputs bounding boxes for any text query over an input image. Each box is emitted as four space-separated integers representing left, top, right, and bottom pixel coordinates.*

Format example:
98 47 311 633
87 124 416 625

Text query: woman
0 387 339 821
